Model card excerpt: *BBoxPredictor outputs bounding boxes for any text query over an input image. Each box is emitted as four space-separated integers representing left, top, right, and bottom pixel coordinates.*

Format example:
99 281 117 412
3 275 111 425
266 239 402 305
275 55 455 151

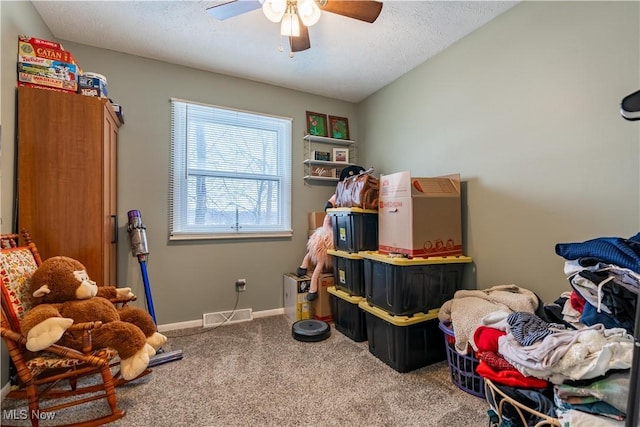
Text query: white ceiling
31 0 518 103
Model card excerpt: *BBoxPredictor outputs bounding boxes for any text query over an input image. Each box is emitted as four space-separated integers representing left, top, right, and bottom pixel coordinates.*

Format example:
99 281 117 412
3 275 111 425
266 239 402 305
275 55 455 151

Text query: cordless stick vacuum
127 210 183 367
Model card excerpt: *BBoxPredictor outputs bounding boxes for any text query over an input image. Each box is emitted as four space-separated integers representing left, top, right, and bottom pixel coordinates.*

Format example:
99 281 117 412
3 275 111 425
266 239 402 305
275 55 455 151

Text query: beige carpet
1 315 490 426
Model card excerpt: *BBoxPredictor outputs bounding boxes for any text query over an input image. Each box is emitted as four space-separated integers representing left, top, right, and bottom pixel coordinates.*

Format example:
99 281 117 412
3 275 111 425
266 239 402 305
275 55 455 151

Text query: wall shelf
303 134 354 146
303 134 356 183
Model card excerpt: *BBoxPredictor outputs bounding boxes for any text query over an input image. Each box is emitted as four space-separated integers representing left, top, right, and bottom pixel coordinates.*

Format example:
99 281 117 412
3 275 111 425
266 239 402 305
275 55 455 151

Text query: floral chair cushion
0 247 39 330
26 348 119 378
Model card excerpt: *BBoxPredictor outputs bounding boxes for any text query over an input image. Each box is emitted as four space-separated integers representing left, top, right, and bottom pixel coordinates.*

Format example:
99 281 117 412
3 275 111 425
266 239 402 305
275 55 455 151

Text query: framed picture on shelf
306 111 328 137
332 147 349 163
328 115 350 140
312 150 331 161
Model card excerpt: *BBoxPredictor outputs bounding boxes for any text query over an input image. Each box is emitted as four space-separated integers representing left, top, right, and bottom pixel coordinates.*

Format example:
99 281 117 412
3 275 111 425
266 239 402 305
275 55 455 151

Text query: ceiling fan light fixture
280 11 300 37
262 0 287 23
297 0 321 27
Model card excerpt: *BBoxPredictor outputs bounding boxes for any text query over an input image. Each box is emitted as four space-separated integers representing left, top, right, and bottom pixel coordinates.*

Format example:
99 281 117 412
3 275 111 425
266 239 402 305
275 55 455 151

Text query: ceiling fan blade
290 24 311 52
318 0 383 23
206 0 261 20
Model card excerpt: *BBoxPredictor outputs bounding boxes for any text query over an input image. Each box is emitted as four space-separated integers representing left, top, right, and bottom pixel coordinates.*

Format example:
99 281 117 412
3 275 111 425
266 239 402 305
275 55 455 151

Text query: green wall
359 1 640 303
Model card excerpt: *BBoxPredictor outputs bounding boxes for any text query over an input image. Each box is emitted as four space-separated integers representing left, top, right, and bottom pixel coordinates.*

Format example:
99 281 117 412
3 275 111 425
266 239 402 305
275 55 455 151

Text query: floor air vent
203 308 253 328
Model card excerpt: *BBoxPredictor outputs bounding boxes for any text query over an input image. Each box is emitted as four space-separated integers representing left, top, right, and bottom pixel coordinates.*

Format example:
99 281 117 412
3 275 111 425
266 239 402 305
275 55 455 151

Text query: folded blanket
438 284 539 354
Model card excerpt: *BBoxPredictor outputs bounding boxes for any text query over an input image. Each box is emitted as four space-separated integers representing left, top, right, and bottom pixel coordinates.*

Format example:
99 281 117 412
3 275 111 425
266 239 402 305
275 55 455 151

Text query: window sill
169 230 293 241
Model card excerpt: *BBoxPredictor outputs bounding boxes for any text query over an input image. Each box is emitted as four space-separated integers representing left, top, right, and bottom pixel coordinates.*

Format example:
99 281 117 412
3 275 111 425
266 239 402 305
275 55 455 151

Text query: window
169 99 292 240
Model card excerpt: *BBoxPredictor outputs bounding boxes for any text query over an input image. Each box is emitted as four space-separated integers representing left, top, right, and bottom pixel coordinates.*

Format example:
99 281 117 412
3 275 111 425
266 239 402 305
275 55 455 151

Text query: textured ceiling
31 1 518 103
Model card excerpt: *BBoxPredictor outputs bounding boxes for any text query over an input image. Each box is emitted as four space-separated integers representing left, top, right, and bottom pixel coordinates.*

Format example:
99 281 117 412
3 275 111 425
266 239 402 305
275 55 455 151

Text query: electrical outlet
235 279 247 292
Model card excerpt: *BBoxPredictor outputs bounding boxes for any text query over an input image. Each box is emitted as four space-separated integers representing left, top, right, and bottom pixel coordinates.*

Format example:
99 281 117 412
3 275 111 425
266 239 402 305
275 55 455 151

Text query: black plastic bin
327 208 378 253
359 301 445 373
327 249 365 297
328 286 367 342
361 251 472 316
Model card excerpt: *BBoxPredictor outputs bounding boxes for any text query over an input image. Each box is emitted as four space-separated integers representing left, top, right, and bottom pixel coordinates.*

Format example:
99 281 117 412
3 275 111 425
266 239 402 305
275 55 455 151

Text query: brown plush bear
20 256 167 380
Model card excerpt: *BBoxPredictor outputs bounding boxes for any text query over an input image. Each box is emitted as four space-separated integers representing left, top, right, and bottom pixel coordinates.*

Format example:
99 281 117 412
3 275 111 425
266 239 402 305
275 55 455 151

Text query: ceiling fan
206 0 383 53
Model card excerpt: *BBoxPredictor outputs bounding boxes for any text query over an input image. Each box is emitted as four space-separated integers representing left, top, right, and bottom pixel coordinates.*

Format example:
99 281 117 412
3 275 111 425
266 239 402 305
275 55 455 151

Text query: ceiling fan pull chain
277 35 295 58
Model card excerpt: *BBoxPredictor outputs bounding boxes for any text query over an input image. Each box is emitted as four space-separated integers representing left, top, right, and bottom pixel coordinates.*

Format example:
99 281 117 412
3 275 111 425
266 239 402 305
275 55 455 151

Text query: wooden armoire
17 86 121 286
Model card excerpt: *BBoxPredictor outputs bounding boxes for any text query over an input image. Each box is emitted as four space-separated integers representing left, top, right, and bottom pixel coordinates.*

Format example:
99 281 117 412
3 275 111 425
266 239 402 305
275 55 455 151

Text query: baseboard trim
253 308 284 318
157 307 284 332
157 319 202 332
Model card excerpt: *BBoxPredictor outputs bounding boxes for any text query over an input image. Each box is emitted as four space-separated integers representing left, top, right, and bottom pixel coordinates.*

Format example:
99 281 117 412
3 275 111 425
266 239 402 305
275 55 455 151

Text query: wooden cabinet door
103 103 119 285
17 87 120 285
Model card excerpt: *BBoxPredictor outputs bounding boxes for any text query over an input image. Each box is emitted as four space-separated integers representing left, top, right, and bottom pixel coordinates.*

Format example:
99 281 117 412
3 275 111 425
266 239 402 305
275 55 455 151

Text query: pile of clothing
438 233 640 426
555 234 640 334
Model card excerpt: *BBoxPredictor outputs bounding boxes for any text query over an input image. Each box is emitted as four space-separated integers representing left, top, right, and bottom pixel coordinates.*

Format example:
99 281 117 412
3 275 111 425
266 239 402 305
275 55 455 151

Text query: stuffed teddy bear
20 256 167 380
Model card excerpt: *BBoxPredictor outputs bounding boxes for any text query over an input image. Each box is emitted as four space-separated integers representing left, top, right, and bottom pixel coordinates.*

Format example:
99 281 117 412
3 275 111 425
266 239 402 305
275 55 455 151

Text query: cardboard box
308 211 326 230
111 103 125 123
378 171 462 257
17 82 75 94
283 273 312 322
79 87 103 97
18 72 78 92
17 55 75 69
18 40 78 66
312 274 334 322
78 74 108 98
18 60 78 82
19 35 65 51
283 272 334 322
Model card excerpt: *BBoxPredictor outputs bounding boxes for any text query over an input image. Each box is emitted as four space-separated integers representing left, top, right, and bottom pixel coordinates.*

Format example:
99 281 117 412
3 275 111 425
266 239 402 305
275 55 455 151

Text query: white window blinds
169 98 292 240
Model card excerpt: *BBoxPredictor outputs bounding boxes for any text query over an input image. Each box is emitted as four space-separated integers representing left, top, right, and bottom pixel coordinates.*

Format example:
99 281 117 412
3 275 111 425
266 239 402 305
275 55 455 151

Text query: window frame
169 98 293 241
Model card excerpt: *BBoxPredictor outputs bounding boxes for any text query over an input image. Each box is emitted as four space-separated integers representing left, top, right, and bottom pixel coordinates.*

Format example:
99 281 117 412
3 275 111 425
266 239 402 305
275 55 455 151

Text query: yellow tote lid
358 301 440 326
358 251 472 266
327 286 365 304
327 249 364 260
326 207 378 215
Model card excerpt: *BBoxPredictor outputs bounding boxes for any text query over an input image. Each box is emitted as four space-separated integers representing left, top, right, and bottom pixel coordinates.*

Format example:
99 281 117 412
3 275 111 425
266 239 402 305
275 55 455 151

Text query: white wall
359 1 640 303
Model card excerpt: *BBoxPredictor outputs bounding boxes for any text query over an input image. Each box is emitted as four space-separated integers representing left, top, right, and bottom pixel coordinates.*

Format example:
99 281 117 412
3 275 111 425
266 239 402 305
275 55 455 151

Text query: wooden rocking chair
0 232 148 427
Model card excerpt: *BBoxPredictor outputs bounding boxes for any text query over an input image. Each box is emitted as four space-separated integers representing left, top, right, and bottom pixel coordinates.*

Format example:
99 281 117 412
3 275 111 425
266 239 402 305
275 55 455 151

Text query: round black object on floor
292 319 331 342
